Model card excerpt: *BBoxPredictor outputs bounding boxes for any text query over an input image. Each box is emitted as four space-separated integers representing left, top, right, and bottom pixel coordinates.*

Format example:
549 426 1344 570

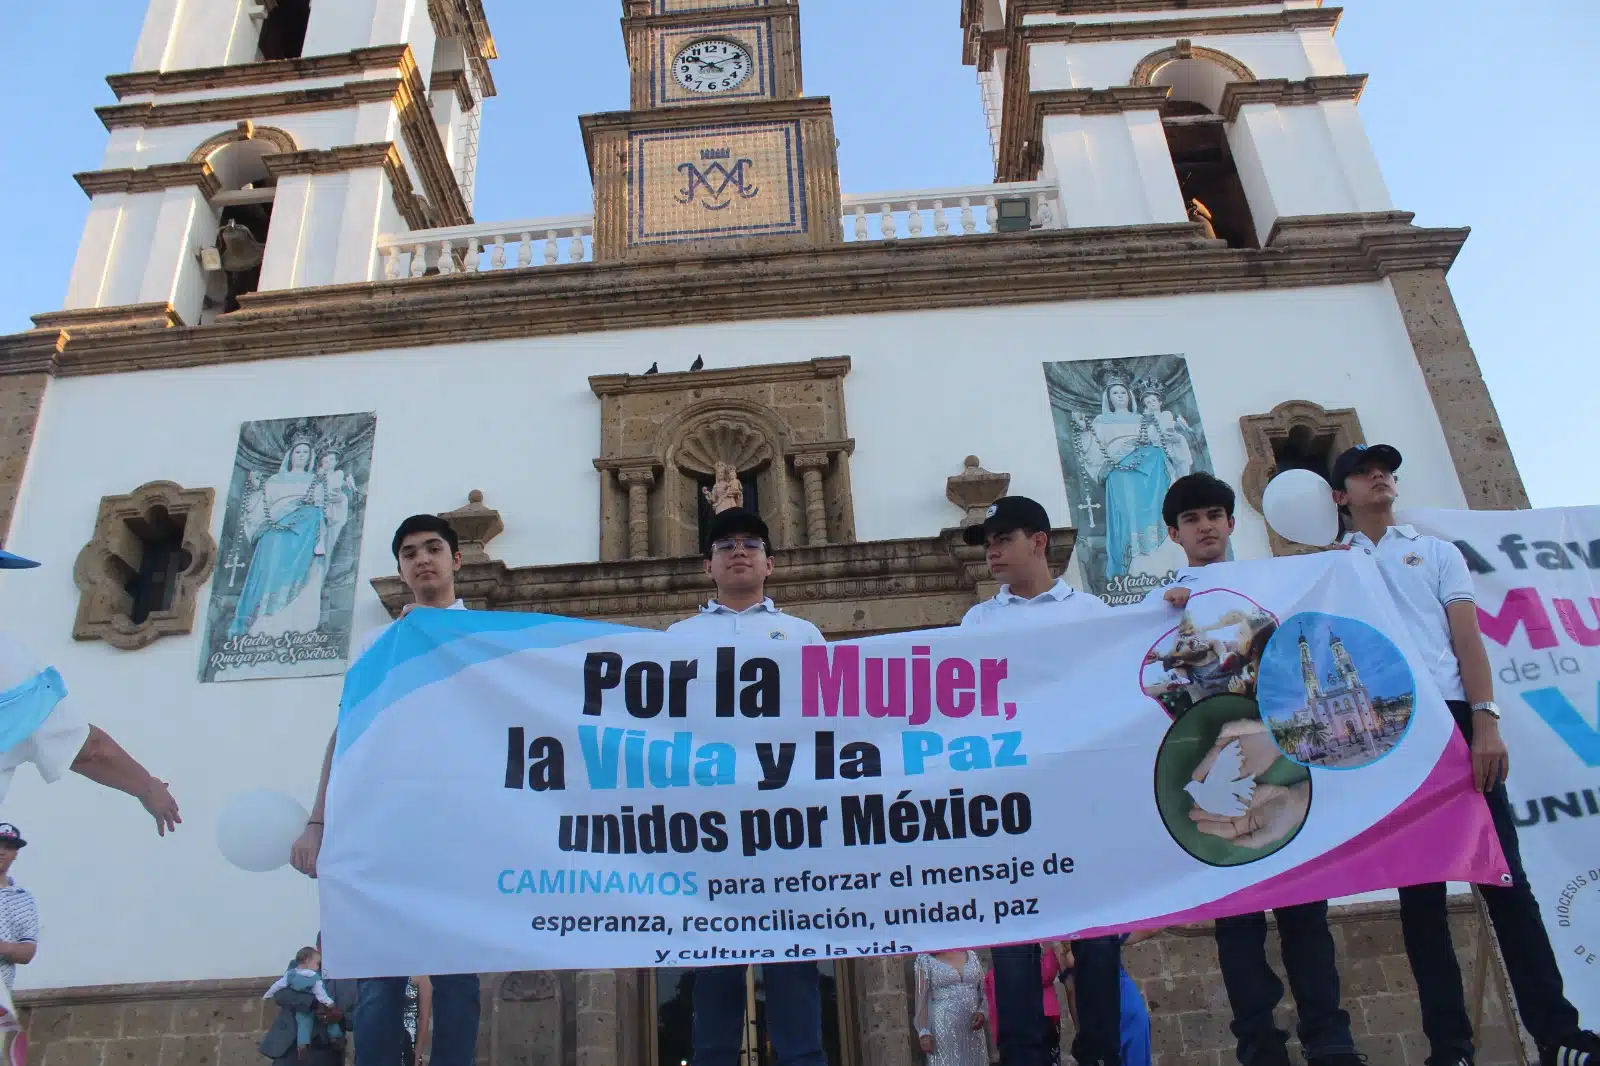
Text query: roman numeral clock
582 0 842 259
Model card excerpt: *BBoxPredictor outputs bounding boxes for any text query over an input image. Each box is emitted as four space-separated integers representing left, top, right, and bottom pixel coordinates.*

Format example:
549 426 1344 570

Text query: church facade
0 0 1531 1064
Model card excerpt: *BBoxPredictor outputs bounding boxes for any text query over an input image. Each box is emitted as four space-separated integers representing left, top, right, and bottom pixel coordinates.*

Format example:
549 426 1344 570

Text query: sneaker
1541 1030 1600 1066
1308 1055 1368 1066
1246 1045 1292 1066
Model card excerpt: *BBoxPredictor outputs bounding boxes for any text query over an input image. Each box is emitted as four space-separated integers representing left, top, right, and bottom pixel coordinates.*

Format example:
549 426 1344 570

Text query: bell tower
581 0 842 260
51 0 494 329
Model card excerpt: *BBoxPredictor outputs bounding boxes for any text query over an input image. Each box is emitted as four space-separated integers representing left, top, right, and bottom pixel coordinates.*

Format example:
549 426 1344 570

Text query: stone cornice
0 221 1469 380
262 142 429 228
1218 74 1368 121
430 68 476 111
970 4 1341 69
1031 0 1322 14
590 355 851 396
31 303 185 333
105 45 410 99
73 161 220 198
369 529 1078 635
1033 85 1171 117
95 46 469 228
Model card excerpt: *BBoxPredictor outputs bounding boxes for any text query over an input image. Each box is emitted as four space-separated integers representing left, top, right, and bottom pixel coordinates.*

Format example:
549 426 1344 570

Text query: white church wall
1023 5 1286 27
1231 100 1393 239
128 0 254 73
1040 111 1187 228
0 281 1467 989
303 0 437 85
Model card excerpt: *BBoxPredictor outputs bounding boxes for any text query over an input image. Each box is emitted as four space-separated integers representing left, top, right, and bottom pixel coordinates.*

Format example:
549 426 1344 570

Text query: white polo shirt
353 599 468 661
1340 525 1475 702
667 599 824 644
0 636 91 805
960 577 1111 627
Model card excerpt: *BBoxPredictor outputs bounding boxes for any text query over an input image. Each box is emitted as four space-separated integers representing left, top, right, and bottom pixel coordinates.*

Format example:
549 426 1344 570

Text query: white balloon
1262 468 1340 546
216 790 310 873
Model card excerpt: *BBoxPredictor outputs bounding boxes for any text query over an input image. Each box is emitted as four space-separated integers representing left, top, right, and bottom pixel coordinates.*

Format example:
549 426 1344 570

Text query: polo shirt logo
770 631 787 640
1403 553 1424 567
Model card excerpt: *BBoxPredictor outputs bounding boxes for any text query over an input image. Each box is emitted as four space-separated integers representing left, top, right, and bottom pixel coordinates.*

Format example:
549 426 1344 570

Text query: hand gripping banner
319 551 1508 977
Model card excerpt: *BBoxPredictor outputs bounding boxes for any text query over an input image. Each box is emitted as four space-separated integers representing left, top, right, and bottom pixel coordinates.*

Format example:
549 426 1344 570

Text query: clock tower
581 0 841 260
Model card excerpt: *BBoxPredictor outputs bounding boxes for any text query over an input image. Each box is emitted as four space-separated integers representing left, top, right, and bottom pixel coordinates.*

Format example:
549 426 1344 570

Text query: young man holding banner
289 515 482 1066
1332 444 1599 1066
667 508 827 1066
960 497 1123 1066
1146 474 1362 1066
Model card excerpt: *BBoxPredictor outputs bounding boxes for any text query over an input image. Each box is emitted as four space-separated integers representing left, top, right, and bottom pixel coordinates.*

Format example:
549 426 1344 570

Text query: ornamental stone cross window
72 481 218 650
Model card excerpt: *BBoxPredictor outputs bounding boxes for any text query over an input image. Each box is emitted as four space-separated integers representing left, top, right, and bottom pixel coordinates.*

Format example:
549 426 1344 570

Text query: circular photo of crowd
1257 612 1417 771
1141 590 1279 719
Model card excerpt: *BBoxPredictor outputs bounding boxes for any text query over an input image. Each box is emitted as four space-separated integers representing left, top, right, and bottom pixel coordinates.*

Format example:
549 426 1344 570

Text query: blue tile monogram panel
628 120 808 246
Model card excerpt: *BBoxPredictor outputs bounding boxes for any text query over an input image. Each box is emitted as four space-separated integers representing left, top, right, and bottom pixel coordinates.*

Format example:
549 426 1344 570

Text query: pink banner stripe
1075 733 1509 939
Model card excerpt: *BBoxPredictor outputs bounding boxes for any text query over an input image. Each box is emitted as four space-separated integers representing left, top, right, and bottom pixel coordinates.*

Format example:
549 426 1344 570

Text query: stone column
792 453 830 546
574 970 620 1066
618 467 656 559
1388 268 1529 509
0 369 53 543
854 957 915 1066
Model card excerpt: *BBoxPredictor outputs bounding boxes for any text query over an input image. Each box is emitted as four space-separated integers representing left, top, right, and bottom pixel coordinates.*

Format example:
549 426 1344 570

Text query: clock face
673 39 754 94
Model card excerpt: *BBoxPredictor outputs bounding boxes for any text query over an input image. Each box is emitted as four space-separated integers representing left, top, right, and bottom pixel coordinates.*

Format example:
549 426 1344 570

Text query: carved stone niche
591 358 857 560
72 481 217 650
1239 400 1366 558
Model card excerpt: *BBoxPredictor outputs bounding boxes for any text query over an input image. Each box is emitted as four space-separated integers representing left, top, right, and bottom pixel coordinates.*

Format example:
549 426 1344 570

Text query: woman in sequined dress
913 950 989 1066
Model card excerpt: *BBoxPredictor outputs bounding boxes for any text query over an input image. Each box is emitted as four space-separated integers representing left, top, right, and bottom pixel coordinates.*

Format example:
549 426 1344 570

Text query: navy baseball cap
963 496 1051 545
0 823 26 848
703 508 771 555
0 545 38 569
1330 444 1402 489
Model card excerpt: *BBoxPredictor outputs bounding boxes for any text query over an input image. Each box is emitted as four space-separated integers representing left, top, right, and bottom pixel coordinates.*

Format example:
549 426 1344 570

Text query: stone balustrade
377 181 1063 278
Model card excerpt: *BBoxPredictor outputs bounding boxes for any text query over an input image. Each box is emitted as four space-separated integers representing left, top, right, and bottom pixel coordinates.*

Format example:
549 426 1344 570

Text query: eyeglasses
711 538 765 555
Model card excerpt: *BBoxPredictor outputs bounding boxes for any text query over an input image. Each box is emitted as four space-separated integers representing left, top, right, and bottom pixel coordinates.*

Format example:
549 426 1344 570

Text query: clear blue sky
0 2 1591 508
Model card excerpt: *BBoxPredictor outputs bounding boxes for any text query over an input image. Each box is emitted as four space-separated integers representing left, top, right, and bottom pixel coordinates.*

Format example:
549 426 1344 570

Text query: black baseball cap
0 823 27 848
704 508 770 555
1330 444 1402 489
963 496 1051 546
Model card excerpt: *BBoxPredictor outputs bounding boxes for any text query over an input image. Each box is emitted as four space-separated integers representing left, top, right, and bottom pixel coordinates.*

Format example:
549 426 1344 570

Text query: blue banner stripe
336 610 642 758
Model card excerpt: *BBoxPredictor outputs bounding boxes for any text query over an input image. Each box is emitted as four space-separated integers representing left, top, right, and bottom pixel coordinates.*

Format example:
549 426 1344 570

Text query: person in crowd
287 515 481 1066
983 944 1062 1064
263 945 343 1059
403 977 432 1066
1331 444 1599 1066
959 497 1123 1066
1146 474 1362 1066
0 824 36 993
667 508 827 1066
0 546 180 834
916 948 989 1066
261 935 356 1066
1052 936 1154 1066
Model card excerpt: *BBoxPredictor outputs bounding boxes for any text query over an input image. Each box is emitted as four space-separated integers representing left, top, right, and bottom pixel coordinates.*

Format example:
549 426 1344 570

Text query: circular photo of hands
1153 693 1312 866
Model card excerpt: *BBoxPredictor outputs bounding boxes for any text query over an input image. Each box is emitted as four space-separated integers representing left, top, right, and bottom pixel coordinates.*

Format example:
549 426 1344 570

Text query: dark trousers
1068 936 1125 1066
1398 702 1580 1058
691 962 824 1066
1214 902 1355 1063
992 944 1049 1066
354 975 479 1066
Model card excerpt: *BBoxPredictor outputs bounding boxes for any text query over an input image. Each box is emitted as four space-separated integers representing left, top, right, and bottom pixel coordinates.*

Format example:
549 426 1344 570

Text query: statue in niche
701 462 744 513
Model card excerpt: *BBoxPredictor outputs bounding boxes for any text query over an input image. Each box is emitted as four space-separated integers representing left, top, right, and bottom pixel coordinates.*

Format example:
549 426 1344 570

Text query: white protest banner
319 551 1508 977
1406 505 1600 1018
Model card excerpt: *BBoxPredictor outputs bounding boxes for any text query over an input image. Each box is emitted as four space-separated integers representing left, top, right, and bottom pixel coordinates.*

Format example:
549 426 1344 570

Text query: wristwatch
1471 701 1501 719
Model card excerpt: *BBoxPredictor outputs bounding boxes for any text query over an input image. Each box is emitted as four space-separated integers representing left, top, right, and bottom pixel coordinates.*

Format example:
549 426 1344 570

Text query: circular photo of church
1257 612 1417 771
1140 590 1278 719
1153 693 1312 867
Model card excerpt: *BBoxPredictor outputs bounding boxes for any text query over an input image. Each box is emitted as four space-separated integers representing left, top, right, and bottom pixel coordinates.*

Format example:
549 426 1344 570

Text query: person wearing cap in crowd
0 823 35 993
959 497 1123 1066
1332 444 1599 1066
667 507 827 1066
286 514 482 1066
1144 474 1362 1066
0 545 180 833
